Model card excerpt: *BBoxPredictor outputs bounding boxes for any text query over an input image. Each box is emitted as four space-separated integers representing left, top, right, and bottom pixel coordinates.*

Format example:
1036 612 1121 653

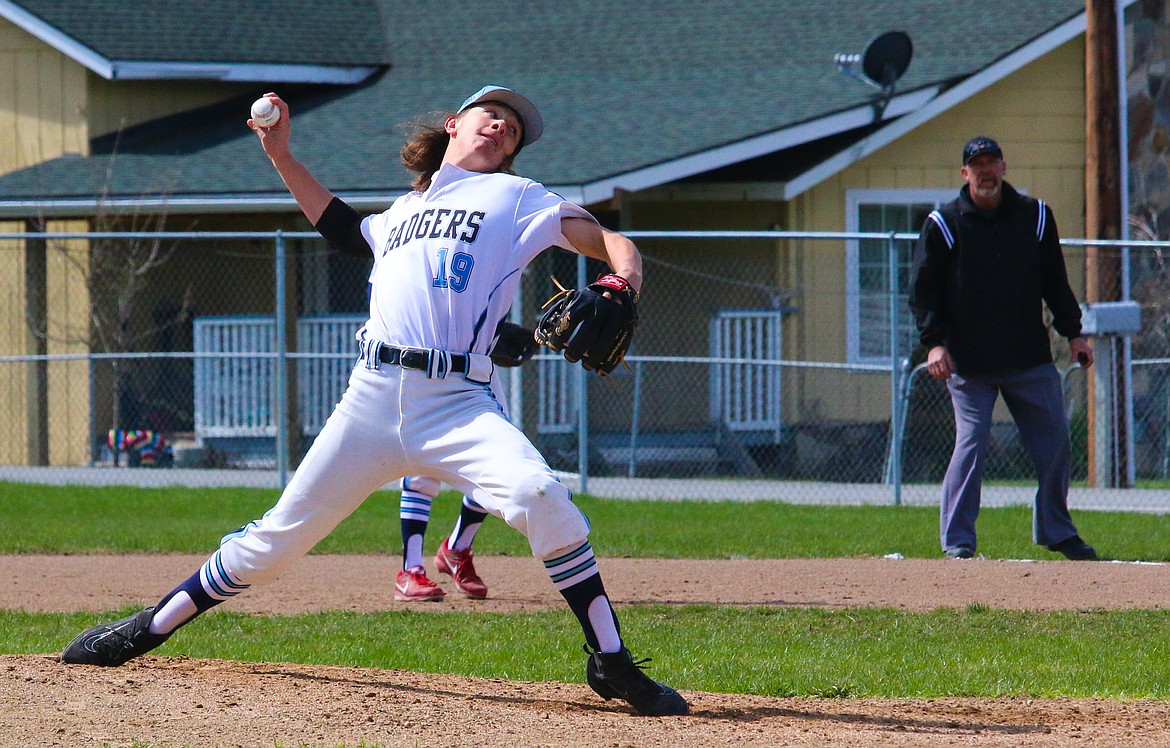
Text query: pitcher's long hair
400 110 519 192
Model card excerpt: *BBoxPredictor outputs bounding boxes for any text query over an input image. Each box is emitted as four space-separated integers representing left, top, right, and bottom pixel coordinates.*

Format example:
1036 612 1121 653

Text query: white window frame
845 188 954 365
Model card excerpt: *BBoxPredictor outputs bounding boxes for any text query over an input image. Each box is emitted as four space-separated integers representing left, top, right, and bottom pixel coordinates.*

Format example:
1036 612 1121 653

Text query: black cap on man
962 136 1003 165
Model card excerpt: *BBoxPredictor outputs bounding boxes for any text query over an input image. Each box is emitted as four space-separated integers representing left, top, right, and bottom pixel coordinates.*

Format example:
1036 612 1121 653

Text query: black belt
378 345 469 375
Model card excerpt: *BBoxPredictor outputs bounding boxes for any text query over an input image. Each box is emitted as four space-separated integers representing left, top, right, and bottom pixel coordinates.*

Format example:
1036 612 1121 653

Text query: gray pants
940 363 1080 551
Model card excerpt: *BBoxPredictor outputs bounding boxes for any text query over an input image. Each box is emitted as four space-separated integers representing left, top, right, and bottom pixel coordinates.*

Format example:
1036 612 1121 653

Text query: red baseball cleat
434 536 488 598
394 567 446 601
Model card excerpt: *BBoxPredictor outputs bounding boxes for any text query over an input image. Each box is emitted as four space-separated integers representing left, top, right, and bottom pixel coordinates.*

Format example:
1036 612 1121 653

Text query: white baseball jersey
359 163 596 354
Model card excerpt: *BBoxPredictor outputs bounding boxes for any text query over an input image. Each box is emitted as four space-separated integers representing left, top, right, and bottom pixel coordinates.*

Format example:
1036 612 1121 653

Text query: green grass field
2 481 1168 699
2 481 1168 560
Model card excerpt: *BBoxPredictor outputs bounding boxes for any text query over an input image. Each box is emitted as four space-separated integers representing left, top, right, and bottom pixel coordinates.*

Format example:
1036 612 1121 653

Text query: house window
845 189 954 364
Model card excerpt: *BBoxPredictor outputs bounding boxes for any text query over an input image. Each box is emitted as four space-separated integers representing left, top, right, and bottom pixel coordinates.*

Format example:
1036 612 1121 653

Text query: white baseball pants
217 363 589 587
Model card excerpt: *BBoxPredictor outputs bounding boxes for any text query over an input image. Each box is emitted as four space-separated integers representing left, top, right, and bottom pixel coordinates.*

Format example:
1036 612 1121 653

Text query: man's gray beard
973 183 1001 201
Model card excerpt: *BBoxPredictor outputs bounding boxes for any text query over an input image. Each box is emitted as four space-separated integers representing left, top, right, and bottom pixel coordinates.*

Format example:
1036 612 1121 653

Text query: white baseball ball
250 97 280 127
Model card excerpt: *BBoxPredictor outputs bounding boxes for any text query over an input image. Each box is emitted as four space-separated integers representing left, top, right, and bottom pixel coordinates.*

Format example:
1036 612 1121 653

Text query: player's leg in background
435 495 491 598
396 476 446 601
431 367 505 598
400 475 441 570
449 495 490 551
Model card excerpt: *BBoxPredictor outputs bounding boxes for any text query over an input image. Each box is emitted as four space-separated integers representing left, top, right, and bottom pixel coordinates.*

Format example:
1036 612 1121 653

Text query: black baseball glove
490 321 539 367
534 274 638 374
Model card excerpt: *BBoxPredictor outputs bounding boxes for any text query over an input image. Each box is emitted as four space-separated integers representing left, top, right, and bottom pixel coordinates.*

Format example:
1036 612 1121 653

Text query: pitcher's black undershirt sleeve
314 197 371 259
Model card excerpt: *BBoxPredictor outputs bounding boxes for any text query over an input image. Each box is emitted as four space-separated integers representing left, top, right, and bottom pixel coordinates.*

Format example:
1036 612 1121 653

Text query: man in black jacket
909 136 1098 561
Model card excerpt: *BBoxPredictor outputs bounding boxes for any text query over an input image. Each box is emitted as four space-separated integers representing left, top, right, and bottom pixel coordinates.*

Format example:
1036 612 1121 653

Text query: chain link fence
1 229 1168 510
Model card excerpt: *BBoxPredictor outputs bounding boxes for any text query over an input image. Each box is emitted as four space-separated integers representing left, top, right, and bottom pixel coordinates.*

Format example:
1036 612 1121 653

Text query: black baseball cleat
1047 535 1098 561
585 645 690 716
945 545 975 559
60 607 170 666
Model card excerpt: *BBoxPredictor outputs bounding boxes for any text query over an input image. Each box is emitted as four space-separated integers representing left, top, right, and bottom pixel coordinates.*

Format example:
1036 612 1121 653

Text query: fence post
576 252 589 494
88 355 97 466
274 230 290 488
629 360 643 477
891 358 915 505
887 231 901 503
1123 336 1136 486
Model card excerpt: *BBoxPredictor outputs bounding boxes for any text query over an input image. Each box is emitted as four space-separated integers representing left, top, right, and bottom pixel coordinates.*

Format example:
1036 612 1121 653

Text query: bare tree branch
26 129 194 433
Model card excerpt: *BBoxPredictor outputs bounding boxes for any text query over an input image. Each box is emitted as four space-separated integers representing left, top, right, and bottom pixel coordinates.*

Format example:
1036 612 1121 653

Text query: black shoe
585 646 690 716
60 607 170 666
944 545 975 559
1047 535 1098 561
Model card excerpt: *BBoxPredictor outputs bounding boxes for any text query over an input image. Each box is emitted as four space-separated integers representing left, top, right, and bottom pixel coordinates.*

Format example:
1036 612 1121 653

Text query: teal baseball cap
459 85 543 148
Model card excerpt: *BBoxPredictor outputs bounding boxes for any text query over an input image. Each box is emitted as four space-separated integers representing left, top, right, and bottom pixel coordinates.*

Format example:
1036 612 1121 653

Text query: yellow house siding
1 19 252 169
44 222 91 465
87 76 260 138
0 18 91 464
0 222 92 466
850 39 1086 235
0 223 30 463
797 175 849 363
787 180 886 423
791 39 1086 425
0 18 88 173
620 199 788 430
0 224 27 357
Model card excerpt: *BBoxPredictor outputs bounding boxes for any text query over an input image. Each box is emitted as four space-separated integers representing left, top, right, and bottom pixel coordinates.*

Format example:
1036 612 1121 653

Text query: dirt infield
4 554 1169 747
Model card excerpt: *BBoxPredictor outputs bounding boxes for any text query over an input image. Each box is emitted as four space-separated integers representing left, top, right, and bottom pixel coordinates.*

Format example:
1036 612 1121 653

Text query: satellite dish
861 31 913 89
833 30 913 121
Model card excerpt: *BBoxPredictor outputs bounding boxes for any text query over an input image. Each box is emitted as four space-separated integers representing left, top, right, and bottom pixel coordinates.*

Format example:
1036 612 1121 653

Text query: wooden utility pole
1084 0 1126 486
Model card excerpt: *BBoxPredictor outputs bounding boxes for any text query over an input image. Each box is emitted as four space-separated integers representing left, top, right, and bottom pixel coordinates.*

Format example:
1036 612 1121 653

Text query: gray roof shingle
10 0 387 65
0 0 1091 211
